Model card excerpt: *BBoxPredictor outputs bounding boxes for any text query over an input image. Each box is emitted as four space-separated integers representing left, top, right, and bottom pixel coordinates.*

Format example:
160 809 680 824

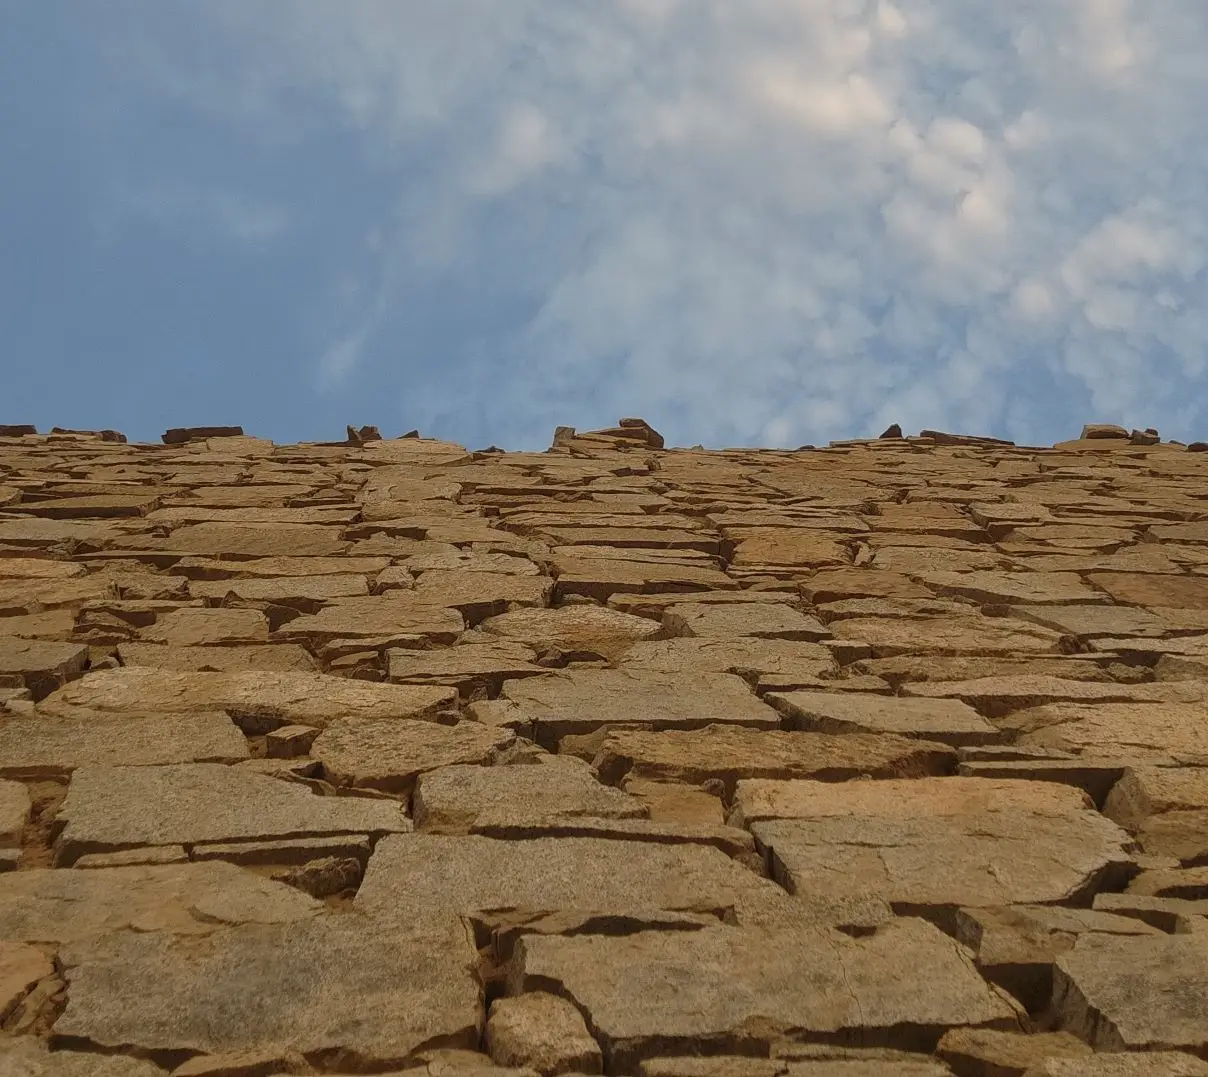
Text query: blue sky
3 1 1208 450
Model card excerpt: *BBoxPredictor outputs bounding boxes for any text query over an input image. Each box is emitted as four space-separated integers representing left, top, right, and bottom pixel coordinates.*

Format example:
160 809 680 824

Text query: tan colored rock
312 718 515 796
552 555 737 600
1088 571 1208 608
273 595 465 645
1021 1055 1208 1077
387 642 547 692
478 604 661 661
0 861 320 942
414 756 648 833
511 918 1019 1071
729 530 850 568
920 570 1104 605
140 607 270 646
662 601 828 640
829 616 1064 656
500 669 778 748
189 573 370 604
53 763 408 864
161 522 348 557
1053 931 1208 1056
117 642 317 672
767 690 997 747
589 725 954 796
936 1028 1090 1076
411 570 552 622
1 779 30 847
0 1039 167 1077
39 667 455 731
56 913 480 1064
737 778 1135 913
1006 702 1208 764
0 711 248 778
487 992 602 1075
0 636 89 699
1 938 54 1021
0 557 86 579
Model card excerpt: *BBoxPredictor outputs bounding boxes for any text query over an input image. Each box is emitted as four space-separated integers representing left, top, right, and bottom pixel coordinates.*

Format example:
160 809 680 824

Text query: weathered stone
478 605 662 661
0 861 320 941
140 607 271 645
53 763 408 864
1020 1054 1208 1077
1080 423 1129 439
356 834 796 927
662 602 828 641
0 1039 167 1077
510 918 1020 1070
161 522 348 558
56 913 480 1064
951 904 1161 1013
1053 931 1208 1056
312 718 515 796
75 846 190 867
500 670 778 748
767 690 997 747
618 637 834 687
274 595 465 645
411 570 552 621
0 711 249 778
163 425 245 443
588 725 954 797
190 835 371 868
901 675 1185 717
1 938 54 1022
387 642 548 692
936 1028 1091 1077
414 756 648 833
0 636 89 701
552 555 737 600
738 778 1135 914
798 568 933 603
487 992 603 1075
39 667 456 731
1006 703 1208 765
1 778 31 847
919 571 1104 605
829 616 1064 656
1088 571 1208 608
117 642 317 672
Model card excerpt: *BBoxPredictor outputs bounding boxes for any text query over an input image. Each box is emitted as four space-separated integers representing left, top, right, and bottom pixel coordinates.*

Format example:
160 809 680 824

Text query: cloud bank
113 0 1208 448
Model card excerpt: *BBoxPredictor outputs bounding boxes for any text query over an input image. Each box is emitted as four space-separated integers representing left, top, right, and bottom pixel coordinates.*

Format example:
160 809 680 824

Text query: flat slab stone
1020 1054 1208 1077
356 833 796 927
387 643 548 691
312 718 516 796
1087 571 1208 608
412 570 552 621
901 676 1186 717
766 690 998 747
510 918 1020 1070
588 725 955 797
55 913 480 1065
0 637 89 698
0 861 320 941
0 1040 167 1077
478 605 662 661
1104 767 1208 827
188 573 371 604
54 763 409 865
0 557 86 579
139 607 270 646
728 530 851 568
116 642 317 672
918 571 1104 605
1053 931 1208 1056
1 779 30 847
414 756 648 833
618 638 834 685
662 602 829 641
737 778 1135 913
39 668 456 732
830 616 1064 656
1006 703 1208 765
0 711 249 778
552 555 737 600
1010 603 1168 638
500 670 779 748
161 522 349 558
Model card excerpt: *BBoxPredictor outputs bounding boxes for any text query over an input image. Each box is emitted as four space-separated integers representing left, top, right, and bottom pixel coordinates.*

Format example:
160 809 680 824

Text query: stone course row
1 419 1208 1075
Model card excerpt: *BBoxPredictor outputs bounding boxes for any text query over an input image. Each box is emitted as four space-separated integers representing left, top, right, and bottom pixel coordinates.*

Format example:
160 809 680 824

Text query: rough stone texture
0 711 249 778
1053 932 1208 1056
500 669 779 748
55 913 481 1065
311 717 516 795
510 919 1020 1070
738 778 1136 914
767 690 998 746
414 756 649 833
486 992 603 1075
0 862 321 941
54 763 409 864
5 421 1208 1068
39 667 455 731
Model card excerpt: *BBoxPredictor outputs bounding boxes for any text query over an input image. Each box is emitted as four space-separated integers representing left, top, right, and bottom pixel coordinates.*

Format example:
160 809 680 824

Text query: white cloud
116 0 1208 446
117 180 293 247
